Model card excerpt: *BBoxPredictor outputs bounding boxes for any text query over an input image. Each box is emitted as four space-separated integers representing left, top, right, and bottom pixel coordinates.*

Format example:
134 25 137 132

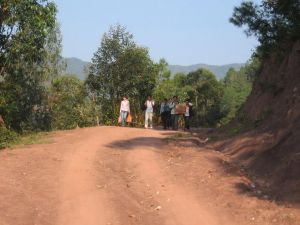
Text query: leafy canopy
230 0 300 57
86 24 158 124
0 0 59 131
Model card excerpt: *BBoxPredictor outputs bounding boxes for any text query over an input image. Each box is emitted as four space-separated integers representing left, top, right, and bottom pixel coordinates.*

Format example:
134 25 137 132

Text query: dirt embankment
209 40 300 204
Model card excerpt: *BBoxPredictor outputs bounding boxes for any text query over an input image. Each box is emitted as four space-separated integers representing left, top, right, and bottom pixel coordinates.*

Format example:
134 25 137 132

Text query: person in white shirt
184 99 193 130
120 96 130 127
144 96 155 128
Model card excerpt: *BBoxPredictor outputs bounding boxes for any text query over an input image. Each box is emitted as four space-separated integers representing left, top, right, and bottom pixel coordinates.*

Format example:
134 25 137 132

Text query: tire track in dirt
98 128 224 225
57 127 131 225
125 149 221 225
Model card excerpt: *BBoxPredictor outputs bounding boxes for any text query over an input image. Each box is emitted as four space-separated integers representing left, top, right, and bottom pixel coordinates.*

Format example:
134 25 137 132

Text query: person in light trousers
144 96 155 128
120 96 130 127
184 99 193 130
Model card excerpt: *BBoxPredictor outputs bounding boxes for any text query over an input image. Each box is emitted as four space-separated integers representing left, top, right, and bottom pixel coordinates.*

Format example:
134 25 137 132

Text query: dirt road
0 127 299 225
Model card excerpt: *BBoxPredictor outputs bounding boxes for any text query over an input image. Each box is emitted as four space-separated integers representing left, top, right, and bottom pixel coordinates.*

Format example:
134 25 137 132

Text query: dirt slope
0 127 299 225
212 40 300 204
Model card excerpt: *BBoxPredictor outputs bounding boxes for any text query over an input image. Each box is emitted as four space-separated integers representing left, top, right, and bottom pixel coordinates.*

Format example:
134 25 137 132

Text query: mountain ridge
64 57 90 80
64 57 245 80
168 63 244 79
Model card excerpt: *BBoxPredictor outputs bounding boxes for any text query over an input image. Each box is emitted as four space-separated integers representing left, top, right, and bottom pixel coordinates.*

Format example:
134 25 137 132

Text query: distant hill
64 57 244 80
168 63 245 79
64 57 89 80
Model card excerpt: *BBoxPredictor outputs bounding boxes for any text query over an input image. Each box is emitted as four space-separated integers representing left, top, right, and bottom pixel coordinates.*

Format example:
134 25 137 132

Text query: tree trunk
0 115 6 127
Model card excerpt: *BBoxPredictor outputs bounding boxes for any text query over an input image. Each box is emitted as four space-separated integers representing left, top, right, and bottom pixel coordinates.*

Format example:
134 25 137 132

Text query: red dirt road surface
0 127 299 225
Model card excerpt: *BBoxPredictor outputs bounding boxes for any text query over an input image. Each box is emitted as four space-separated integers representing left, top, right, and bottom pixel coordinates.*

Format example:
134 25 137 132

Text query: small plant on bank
0 127 18 149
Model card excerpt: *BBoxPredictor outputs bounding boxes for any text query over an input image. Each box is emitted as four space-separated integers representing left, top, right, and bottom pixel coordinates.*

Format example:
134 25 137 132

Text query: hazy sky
55 0 261 65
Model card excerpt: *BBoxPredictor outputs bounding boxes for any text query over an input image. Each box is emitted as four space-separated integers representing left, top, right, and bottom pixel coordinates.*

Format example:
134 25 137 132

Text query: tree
50 76 98 130
153 78 190 105
0 0 59 131
154 68 225 127
219 56 261 124
86 24 158 124
220 68 251 124
230 0 300 57
157 58 171 81
153 61 190 106
43 22 66 81
0 0 57 77
186 69 224 126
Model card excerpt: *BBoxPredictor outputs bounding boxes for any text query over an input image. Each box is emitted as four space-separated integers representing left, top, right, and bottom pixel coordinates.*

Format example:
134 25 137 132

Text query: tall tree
220 66 253 124
50 75 97 130
157 58 171 81
230 0 300 57
186 69 224 126
0 0 59 130
0 0 57 77
86 24 158 124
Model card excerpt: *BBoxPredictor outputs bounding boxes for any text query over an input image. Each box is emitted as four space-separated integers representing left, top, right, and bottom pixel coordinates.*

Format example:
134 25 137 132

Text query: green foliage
86 24 158 124
0 1 57 68
50 75 98 130
220 57 261 125
224 120 254 137
157 58 171 81
230 0 300 57
0 129 53 149
153 74 190 105
222 108 255 137
10 132 52 147
153 60 259 128
0 1 62 131
0 74 51 131
186 69 224 126
0 127 18 149
154 66 225 127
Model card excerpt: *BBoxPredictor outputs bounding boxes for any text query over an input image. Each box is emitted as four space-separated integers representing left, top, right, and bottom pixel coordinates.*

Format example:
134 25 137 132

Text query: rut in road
58 127 223 225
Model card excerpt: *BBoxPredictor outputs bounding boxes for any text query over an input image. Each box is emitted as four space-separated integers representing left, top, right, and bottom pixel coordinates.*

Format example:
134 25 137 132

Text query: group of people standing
119 95 193 130
160 96 193 130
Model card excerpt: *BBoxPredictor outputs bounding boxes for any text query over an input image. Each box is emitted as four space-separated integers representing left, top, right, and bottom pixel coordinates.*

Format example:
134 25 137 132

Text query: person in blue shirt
160 98 169 129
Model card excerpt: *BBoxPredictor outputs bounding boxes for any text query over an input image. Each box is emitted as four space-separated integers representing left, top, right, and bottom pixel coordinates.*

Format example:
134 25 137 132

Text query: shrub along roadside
0 127 53 150
0 127 18 149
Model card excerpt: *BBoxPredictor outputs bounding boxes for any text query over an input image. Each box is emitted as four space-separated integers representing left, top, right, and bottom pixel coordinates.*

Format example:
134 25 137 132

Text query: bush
50 75 99 130
0 127 18 149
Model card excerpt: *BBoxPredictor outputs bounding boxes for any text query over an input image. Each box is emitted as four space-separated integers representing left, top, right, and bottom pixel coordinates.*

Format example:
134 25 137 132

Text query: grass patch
224 123 246 137
10 132 53 148
0 127 18 149
223 121 254 137
0 131 54 150
220 110 256 138
164 132 192 142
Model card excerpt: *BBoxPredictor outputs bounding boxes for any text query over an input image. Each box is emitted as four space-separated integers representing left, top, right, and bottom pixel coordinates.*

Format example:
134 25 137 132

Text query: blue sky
55 0 261 65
